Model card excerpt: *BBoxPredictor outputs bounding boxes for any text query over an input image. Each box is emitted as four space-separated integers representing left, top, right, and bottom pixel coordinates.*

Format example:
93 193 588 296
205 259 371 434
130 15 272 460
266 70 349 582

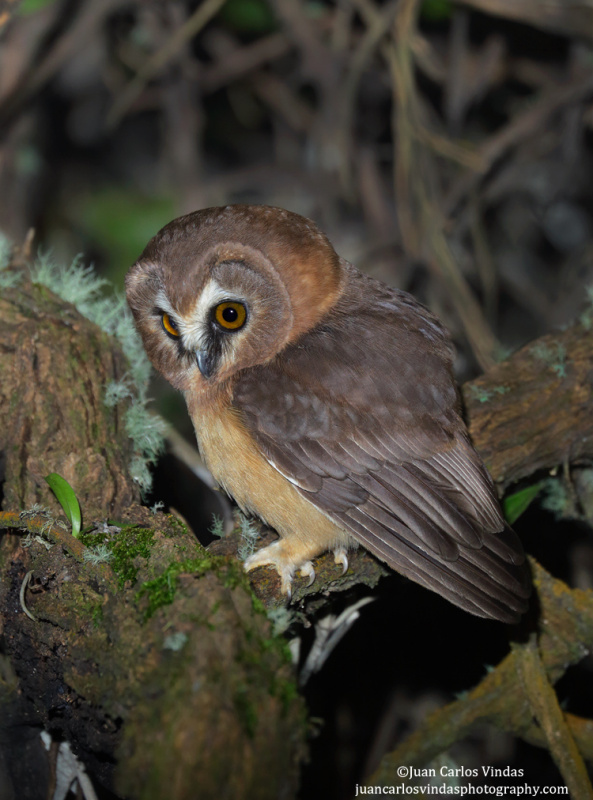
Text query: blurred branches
458 0 593 39
1 0 593 797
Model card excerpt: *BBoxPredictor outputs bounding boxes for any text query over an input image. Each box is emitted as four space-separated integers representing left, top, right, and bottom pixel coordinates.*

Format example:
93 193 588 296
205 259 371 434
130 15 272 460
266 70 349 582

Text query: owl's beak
196 348 214 379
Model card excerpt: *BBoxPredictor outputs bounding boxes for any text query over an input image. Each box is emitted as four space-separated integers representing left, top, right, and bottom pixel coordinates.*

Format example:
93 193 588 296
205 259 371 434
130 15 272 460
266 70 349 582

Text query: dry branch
387 0 501 370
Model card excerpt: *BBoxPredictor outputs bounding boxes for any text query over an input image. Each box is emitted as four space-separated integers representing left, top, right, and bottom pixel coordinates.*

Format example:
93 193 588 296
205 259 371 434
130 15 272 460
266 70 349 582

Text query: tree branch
1 275 593 798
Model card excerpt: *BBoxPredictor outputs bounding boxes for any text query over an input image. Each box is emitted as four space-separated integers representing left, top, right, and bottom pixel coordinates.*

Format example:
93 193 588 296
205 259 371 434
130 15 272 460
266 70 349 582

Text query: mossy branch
0 507 307 800
0 509 87 561
464 319 593 491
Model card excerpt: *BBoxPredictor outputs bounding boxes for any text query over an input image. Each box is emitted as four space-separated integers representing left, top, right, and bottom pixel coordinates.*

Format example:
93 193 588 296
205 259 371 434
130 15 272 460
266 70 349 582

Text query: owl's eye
162 312 180 338
214 301 247 331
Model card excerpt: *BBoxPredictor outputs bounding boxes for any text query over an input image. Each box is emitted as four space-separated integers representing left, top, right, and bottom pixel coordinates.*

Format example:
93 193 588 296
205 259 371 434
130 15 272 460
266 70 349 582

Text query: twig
369 558 593 787
0 0 123 135
0 509 86 561
338 0 400 190
250 72 315 133
456 0 593 41
445 70 593 218
19 570 37 622
200 32 291 93
469 193 499 324
517 636 593 800
106 0 228 129
385 0 500 369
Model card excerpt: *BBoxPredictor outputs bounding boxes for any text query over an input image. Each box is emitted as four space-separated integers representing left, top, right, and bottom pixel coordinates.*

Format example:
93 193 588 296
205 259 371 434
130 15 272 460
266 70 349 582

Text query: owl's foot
244 541 316 600
334 547 349 575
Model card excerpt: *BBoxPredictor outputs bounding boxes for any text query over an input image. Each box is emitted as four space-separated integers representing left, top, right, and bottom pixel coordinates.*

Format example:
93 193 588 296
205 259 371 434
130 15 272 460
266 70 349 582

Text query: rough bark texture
464 321 593 490
0 280 139 517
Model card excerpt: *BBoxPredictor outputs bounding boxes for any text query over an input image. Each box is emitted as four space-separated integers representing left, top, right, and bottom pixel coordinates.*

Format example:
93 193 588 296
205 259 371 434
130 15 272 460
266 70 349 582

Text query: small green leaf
18 0 59 15
44 473 82 538
503 482 544 525
220 0 277 33
420 0 453 22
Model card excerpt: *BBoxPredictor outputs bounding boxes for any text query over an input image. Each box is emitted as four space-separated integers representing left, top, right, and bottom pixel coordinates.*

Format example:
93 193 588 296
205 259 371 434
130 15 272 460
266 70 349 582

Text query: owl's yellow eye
214 302 247 331
162 312 180 338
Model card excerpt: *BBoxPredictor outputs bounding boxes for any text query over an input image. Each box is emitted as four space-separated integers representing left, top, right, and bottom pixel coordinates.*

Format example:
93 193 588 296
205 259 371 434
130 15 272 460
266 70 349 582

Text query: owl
126 204 530 623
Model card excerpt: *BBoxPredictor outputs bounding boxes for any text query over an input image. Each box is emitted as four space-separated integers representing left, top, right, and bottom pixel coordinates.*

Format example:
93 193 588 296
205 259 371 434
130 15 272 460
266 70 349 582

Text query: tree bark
0 280 307 800
0 280 139 516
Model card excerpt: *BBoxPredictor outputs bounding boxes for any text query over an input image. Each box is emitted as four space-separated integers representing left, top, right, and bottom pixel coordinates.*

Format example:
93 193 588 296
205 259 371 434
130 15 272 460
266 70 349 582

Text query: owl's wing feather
339 507 523 620
233 274 530 621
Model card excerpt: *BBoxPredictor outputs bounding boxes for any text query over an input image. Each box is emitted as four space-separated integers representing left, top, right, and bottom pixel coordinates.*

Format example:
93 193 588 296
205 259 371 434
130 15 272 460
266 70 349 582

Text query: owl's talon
243 541 301 599
334 548 349 576
299 561 315 587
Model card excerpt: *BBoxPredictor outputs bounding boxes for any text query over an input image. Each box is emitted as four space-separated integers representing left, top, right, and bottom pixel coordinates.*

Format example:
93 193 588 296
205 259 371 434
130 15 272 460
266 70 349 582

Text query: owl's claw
243 541 299 598
300 561 315 587
334 548 349 576
244 542 320 599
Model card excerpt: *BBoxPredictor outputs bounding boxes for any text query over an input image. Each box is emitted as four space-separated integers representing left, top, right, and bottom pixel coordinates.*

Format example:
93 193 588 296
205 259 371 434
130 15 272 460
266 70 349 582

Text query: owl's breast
184 389 348 550
189 398 268 512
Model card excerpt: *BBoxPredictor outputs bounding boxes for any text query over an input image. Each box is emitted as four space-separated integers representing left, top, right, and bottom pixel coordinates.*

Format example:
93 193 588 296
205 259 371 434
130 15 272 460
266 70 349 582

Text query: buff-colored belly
189 399 350 557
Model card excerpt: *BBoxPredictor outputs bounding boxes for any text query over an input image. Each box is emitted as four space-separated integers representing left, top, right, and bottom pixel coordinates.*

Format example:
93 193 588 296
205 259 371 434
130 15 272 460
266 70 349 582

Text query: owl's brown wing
233 275 530 622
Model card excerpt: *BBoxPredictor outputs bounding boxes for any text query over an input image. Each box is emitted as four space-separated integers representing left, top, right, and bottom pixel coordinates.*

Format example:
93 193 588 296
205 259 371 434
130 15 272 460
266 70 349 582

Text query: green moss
80 519 297 717
110 527 155 586
163 513 189 538
272 675 299 715
468 384 510 404
531 341 567 378
79 531 109 547
231 616 298 720
91 603 104 627
136 554 228 620
80 525 155 588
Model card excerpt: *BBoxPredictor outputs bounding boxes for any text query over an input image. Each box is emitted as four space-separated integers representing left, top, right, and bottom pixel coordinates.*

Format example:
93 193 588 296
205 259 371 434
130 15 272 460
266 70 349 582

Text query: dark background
1 0 592 796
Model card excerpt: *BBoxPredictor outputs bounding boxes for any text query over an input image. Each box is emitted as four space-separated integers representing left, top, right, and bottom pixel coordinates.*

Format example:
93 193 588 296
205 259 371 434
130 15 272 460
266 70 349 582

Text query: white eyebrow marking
154 280 228 350
156 279 250 375
181 279 234 351
192 279 229 328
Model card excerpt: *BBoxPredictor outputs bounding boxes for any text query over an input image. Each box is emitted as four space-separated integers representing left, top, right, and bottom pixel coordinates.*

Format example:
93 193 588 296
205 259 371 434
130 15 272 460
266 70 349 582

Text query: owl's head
125 205 344 390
